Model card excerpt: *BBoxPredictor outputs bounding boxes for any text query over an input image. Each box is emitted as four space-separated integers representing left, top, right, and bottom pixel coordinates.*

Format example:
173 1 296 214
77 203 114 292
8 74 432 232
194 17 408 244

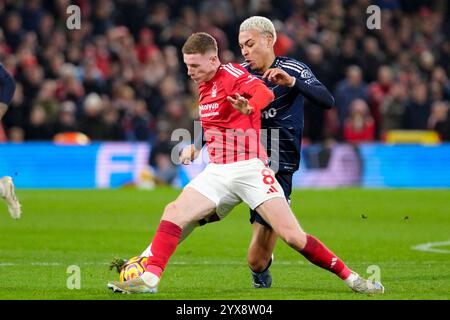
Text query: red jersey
198 63 273 164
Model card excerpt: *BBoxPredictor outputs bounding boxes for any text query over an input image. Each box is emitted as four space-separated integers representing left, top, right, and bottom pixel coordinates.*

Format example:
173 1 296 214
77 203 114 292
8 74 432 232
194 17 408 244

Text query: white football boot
346 272 384 295
0 176 21 219
108 272 159 294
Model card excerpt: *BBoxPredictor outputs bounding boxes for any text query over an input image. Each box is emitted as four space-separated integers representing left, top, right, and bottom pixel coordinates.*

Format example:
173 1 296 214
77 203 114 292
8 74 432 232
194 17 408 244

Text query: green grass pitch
0 188 449 300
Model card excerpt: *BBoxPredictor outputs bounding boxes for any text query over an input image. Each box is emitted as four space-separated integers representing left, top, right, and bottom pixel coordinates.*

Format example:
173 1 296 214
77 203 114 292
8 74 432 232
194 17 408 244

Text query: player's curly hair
182 32 218 55
239 16 277 44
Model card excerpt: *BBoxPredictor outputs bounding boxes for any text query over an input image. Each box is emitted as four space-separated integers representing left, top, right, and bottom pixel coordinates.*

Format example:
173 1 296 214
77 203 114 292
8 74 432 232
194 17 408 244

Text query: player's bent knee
247 253 271 272
163 202 175 214
162 202 182 221
162 201 203 228
281 231 307 251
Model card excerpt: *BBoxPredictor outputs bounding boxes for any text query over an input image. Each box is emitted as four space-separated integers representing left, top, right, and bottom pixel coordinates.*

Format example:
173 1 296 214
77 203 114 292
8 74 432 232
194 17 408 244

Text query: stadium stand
0 0 449 146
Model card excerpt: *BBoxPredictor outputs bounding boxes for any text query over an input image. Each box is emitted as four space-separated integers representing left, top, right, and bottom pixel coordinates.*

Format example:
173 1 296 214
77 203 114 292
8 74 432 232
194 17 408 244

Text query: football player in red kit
107 32 384 295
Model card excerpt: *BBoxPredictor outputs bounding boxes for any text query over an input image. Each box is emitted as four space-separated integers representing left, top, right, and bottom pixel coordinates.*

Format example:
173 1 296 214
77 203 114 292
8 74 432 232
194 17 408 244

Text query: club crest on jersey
300 69 312 79
212 82 217 98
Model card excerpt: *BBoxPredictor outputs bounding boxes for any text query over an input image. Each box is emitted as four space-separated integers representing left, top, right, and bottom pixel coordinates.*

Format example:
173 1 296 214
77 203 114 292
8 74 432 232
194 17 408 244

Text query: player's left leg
247 222 276 288
111 221 204 272
0 176 21 219
247 172 292 288
110 217 218 273
108 186 218 293
139 213 220 257
108 162 241 294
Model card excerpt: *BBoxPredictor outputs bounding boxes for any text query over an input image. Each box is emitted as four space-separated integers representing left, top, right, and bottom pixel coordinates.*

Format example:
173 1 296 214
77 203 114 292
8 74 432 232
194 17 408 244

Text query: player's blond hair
182 32 218 55
239 16 277 44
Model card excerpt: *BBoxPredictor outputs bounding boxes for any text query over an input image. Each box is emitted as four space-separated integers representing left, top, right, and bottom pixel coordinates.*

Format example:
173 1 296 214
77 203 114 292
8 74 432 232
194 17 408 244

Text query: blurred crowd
1 0 450 150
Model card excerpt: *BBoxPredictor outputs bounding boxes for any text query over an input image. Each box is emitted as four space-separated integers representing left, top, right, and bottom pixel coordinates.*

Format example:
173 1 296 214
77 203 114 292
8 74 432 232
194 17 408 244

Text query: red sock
145 220 182 277
300 234 352 280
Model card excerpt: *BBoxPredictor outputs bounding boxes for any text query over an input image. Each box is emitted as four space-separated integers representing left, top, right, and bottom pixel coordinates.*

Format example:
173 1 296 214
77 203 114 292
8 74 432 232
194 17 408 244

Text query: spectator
19 62 44 117
7 126 25 142
135 28 160 64
334 65 368 128
428 101 450 141
0 1 448 146
20 0 43 33
35 80 59 122
367 65 394 136
273 20 295 57
359 37 385 83
79 92 108 140
53 101 79 134
431 66 450 101
102 106 124 141
91 0 115 36
380 83 408 135
163 99 192 134
37 13 54 45
403 82 432 130
195 13 229 55
3 11 24 51
335 36 360 81
149 124 178 185
343 99 375 143
25 104 53 140
122 99 155 142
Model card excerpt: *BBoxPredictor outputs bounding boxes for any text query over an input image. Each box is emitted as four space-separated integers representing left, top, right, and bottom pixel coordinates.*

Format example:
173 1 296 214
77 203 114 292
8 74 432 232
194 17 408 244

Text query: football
119 256 148 282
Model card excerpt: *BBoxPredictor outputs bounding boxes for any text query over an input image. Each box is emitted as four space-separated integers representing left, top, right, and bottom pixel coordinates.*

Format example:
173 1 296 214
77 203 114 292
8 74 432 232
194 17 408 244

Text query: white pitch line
0 260 305 267
1 260 449 268
411 240 450 254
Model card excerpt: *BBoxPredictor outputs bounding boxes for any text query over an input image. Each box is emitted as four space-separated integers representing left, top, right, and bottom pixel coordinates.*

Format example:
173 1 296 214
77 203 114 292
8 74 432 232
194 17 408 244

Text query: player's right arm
263 60 334 109
0 63 16 119
225 63 274 115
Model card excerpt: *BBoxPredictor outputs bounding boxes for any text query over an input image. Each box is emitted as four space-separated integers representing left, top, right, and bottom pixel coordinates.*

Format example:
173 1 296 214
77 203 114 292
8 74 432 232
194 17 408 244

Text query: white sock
141 271 159 286
344 272 359 286
140 244 153 257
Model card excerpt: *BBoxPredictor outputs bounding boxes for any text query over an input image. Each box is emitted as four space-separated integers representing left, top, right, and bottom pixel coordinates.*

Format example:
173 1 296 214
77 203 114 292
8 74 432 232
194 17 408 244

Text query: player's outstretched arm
263 67 334 109
227 81 274 115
